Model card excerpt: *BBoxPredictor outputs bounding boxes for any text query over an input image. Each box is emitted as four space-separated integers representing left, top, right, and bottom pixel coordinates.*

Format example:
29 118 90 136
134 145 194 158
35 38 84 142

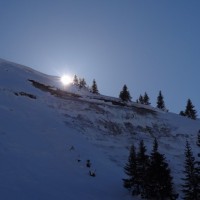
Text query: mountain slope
0 59 199 200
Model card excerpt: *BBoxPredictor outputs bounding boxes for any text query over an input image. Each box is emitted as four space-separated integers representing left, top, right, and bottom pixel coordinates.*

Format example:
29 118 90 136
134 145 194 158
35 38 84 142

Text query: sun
60 75 73 85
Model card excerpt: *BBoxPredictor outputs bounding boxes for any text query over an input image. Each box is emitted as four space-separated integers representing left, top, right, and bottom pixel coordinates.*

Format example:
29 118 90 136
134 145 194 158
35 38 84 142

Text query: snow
0 58 200 199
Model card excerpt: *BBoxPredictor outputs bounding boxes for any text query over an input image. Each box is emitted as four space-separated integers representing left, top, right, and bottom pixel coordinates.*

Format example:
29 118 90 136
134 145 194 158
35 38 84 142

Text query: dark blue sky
1 0 200 114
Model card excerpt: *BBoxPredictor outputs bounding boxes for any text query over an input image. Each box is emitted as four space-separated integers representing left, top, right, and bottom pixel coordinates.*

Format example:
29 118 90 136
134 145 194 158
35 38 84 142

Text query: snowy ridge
0 59 200 200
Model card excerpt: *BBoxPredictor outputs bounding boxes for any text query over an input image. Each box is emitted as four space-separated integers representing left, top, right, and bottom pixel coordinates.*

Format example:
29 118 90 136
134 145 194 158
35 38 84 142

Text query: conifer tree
91 79 99 94
182 141 199 199
79 78 86 88
123 145 139 194
119 84 131 102
144 138 174 199
156 90 166 110
138 95 144 104
143 92 150 105
73 75 79 85
184 99 197 120
137 140 149 195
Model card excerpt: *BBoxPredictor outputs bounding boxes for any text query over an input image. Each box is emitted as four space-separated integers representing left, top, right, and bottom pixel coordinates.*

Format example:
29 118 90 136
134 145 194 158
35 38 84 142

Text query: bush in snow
86 160 91 168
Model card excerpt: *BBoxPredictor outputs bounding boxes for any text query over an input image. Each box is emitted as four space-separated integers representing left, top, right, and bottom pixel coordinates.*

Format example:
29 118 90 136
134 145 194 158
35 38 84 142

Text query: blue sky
0 0 200 114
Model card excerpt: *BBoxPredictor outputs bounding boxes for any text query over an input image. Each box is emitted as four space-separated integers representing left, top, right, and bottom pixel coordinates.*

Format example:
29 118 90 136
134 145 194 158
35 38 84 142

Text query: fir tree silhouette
144 138 174 199
119 84 131 102
91 79 99 94
156 90 166 110
182 141 199 199
184 99 197 120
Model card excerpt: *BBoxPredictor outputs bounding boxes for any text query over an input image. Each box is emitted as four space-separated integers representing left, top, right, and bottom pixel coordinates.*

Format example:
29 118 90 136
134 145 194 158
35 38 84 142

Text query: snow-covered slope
0 58 199 200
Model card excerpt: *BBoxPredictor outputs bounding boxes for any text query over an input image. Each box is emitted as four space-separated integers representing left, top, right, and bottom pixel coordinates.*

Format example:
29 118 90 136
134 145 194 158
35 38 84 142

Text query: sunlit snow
0 58 199 200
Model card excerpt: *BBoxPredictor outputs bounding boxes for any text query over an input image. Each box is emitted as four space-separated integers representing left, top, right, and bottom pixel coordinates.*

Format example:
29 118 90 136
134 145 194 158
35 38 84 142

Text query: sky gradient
0 0 200 115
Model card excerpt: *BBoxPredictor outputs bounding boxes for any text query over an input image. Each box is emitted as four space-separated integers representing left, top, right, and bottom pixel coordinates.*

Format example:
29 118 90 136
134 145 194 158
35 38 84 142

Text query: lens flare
60 75 73 85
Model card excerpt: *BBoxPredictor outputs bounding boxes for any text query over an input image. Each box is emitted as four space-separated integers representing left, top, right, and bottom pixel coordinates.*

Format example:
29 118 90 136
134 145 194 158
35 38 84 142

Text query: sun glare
60 75 73 85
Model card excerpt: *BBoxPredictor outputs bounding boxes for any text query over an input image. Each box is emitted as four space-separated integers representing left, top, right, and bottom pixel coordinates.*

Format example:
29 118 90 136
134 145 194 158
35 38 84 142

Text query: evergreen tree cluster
119 86 167 111
137 92 150 105
72 76 198 117
180 99 197 120
73 75 87 88
123 139 200 199
123 139 176 199
119 86 198 118
73 75 99 94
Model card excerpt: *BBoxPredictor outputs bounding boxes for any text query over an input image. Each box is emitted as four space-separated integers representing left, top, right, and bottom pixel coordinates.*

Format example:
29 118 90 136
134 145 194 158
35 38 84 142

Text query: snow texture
0 58 199 200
